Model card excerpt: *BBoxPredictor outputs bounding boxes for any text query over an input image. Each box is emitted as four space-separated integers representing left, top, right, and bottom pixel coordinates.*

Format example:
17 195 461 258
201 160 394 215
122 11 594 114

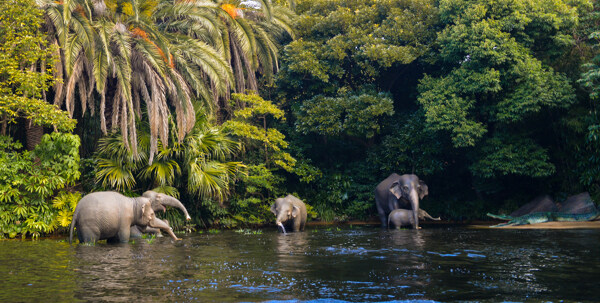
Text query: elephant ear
270 203 277 215
418 180 429 200
291 205 300 218
141 201 155 225
389 182 402 199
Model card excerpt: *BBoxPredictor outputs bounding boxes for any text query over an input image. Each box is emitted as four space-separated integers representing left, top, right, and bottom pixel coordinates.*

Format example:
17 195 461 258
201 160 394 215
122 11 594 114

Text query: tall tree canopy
417 0 583 179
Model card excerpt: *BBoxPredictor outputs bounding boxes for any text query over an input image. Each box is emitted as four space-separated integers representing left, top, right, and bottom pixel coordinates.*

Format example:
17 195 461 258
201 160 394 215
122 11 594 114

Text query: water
1 226 599 302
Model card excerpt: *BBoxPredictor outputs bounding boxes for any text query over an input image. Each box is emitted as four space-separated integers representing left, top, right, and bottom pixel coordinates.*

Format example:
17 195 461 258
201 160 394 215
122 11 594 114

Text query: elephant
388 208 441 229
69 191 181 244
270 195 307 233
375 173 428 229
129 191 191 238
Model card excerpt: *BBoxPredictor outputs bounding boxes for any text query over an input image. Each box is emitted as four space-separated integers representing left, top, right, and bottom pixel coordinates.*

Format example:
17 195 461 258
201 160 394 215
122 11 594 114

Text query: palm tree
217 0 296 93
36 0 295 161
37 0 234 161
95 104 244 202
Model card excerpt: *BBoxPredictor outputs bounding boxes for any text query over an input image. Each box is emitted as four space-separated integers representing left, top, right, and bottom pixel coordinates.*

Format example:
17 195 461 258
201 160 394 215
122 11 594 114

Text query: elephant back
75 192 129 223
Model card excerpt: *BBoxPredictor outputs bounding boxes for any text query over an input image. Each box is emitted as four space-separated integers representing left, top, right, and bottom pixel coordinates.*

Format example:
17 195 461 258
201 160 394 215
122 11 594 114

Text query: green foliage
470 136 555 178
580 31 600 100
296 89 394 139
418 0 579 182
267 0 599 223
93 108 243 228
224 92 321 226
368 112 446 176
282 0 438 90
0 96 76 133
578 28 600 196
0 0 53 98
38 0 295 160
235 228 263 235
0 133 81 239
224 92 295 171
0 0 76 132
51 191 82 228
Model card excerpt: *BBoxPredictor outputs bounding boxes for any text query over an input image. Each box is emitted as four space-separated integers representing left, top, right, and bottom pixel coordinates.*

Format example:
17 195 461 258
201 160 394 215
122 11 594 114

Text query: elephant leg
116 227 131 243
78 226 99 243
376 202 388 228
130 225 144 239
293 219 301 232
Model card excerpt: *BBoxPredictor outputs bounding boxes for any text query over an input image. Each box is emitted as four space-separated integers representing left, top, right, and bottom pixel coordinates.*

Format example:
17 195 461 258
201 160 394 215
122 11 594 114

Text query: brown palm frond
65 53 86 117
143 60 169 164
100 85 107 133
78 76 87 115
230 34 245 93
112 85 122 133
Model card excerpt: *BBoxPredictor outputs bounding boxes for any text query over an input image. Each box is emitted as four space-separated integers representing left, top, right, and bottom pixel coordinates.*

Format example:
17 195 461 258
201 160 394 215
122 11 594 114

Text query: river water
1 225 599 302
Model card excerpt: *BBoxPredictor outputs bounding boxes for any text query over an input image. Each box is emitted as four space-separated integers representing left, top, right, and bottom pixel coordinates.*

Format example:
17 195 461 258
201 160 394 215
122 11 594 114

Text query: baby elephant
388 208 441 229
270 194 307 233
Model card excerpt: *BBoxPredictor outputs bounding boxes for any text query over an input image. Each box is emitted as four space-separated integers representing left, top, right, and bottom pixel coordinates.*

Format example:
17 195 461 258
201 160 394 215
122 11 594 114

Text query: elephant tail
69 209 78 244
387 214 391 229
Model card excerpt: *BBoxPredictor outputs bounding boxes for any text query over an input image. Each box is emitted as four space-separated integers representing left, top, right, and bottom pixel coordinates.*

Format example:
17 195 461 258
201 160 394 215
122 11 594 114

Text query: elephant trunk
161 197 192 220
148 218 181 241
410 191 420 229
275 213 288 234
277 221 287 234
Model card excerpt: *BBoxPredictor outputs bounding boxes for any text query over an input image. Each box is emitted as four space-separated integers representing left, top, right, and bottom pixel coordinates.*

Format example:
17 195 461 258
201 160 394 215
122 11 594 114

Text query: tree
0 0 76 138
223 92 304 225
417 0 580 180
276 0 438 101
0 0 80 238
578 29 600 194
38 0 235 161
295 88 394 145
94 105 243 217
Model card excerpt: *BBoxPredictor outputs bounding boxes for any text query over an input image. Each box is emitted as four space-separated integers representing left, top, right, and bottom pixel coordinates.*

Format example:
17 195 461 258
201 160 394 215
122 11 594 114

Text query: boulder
510 195 558 217
559 192 597 214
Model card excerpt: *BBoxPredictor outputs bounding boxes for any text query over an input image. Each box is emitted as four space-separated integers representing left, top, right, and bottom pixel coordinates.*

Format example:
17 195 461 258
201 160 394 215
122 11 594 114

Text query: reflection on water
0 227 599 302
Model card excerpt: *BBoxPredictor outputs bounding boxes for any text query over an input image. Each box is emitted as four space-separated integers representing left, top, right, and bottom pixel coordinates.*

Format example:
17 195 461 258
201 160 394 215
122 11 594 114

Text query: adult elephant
130 191 191 238
69 191 181 244
375 173 428 229
271 195 307 233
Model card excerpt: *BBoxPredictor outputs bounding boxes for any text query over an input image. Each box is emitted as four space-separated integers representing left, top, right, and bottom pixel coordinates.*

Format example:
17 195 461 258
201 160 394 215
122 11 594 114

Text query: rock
510 195 558 217
559 192 597 214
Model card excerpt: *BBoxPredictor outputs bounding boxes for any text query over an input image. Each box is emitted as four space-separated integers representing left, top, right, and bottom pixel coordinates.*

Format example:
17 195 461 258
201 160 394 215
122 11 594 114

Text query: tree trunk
25 119 43 150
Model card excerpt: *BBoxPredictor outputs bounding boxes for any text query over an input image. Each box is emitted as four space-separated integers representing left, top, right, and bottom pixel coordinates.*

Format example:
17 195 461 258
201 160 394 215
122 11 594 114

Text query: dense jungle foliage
1 0 599 238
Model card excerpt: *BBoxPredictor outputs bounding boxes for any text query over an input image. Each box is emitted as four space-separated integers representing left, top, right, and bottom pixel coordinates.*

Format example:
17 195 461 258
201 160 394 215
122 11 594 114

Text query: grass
234 229 263 235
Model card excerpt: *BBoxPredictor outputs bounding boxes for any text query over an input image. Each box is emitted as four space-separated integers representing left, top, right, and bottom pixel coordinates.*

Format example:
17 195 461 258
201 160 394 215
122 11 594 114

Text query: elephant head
142 191 191 221
389 174 428 229
136 199 157 226
271 198 301 233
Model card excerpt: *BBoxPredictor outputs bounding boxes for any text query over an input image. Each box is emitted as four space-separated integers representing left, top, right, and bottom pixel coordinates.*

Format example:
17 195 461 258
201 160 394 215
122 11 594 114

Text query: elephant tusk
277 222 287 234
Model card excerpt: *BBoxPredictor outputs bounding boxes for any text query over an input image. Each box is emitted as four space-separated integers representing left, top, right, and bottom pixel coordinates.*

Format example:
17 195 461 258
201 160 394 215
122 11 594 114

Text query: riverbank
469 220 600 229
